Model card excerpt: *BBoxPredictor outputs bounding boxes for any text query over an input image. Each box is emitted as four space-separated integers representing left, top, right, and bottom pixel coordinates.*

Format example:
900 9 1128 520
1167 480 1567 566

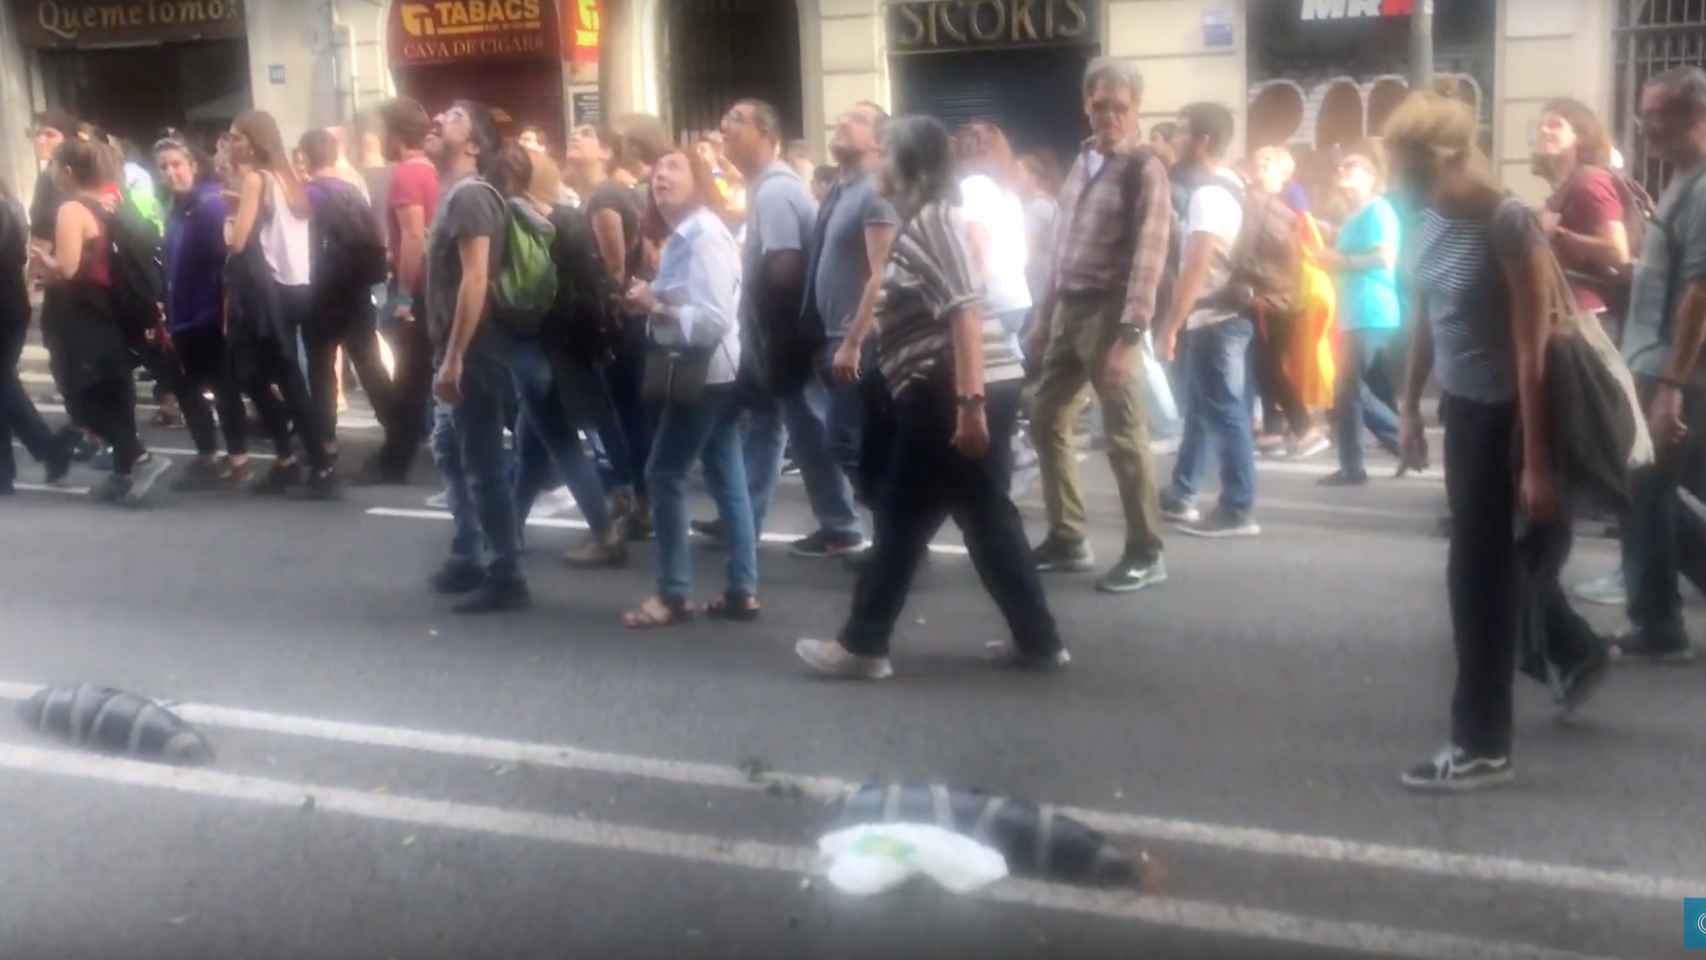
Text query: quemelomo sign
17 0 245 47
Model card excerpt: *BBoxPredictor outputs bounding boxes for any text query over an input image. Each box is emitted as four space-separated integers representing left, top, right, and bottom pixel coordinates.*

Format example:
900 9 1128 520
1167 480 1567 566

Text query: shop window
1315 79 1364 151
664 0 802 141
1250 81 1308 149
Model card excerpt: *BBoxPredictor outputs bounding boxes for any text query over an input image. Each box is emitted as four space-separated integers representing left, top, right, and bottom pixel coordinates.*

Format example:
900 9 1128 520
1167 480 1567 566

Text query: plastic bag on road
818 823 1008 896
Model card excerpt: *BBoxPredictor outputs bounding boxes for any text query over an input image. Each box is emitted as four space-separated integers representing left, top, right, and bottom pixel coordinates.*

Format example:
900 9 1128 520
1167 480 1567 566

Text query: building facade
0 0 603 209
601 0 1628 204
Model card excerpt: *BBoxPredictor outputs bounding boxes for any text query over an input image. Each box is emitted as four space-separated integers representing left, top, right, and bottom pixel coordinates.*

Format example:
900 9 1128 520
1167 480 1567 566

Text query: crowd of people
3 58 1705 794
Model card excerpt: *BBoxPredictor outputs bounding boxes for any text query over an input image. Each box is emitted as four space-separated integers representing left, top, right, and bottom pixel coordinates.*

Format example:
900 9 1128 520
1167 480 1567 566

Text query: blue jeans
648 384 757 599
431 344 522 580
1169 317 1257 515
1334 327 1401 476
509 339 612 537
742 345 861 539
1623 376 1706 641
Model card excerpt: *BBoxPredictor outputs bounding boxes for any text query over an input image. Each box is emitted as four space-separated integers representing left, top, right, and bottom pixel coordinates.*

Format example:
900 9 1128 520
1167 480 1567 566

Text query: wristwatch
1115 325 1144 346
955 393 986 410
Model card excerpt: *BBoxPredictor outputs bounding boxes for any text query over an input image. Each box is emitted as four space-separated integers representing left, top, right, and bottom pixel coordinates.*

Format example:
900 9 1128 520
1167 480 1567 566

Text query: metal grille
1616 0 1706 193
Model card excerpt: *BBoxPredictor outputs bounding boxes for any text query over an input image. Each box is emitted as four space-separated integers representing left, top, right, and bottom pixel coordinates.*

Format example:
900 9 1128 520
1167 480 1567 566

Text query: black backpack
78 197 163 341
545 204 620 364
309 178 387 306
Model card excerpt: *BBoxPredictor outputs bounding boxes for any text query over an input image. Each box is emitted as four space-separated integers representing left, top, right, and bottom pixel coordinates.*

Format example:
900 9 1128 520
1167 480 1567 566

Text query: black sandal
705 590 761 622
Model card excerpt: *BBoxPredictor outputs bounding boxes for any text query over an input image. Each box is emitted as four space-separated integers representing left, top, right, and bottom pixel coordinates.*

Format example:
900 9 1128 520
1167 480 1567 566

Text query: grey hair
1649 66 1706 116
734 98 783 143
1083 57 1143 100
880 114 959 215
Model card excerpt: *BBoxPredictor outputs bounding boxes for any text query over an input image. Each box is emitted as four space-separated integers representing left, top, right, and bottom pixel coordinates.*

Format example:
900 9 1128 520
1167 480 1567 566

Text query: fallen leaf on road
401 834 417 847
489 762 516 777
914 617 927 625
429 629 439 637
165 914 191 927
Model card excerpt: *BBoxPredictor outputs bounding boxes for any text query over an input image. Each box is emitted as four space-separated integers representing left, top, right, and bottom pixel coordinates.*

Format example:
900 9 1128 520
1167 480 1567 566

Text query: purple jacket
163 179 229 335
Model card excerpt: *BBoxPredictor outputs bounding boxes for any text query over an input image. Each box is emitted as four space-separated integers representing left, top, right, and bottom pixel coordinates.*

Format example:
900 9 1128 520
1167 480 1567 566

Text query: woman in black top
0 178 71 494
34 138 172 503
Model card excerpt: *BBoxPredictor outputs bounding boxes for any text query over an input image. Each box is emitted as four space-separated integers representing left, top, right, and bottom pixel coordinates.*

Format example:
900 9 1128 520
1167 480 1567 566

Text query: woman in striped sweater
796 115 1065 681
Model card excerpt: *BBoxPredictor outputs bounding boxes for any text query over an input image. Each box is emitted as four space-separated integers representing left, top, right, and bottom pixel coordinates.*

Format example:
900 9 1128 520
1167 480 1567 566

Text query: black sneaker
43 434 74 486
90 446 115 472
1400 746 1514 793
1158 490 1201 524
65 428 99 464
123 454 173 506
453 576 531 614
790 530 865 559
1557 647 1611 718
1033 536 1094 573
1317 469 1368 487
429 559 486 596
1180 508 1261 539
249 460 303 495
691 518 726 542
348 456 410 487
1095 553 1168 594
302 468 341 501
1609 628 1697 664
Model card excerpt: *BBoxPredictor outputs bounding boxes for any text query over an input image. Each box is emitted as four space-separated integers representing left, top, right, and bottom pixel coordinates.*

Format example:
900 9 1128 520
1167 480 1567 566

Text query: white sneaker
1572 569 1626 607
537 485 582 518
123 454 174 506
795 638 893 681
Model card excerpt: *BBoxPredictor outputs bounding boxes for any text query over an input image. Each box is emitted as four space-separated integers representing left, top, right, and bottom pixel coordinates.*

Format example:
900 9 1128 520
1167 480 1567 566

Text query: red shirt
1550 166 1623 313
387 157 439 294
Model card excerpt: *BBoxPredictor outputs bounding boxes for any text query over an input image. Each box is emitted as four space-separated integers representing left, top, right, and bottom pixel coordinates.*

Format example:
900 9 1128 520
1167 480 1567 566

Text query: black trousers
173 326 246 457
1441 393 1603 758
839 377 1060 658
75 375 143 475
381 308 434 476
1 314 56 485
243 283 328 472
304 298 397 455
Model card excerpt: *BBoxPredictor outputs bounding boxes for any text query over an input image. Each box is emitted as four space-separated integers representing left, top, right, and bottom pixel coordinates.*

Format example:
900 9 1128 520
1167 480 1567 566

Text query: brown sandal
622 595 694 630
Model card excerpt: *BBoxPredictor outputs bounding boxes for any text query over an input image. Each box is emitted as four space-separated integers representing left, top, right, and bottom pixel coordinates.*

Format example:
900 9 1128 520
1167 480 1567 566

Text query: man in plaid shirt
1027 58 1173 595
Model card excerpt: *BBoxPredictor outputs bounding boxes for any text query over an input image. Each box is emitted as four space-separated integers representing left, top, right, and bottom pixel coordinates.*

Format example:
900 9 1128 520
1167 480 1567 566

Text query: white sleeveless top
259 172 312 287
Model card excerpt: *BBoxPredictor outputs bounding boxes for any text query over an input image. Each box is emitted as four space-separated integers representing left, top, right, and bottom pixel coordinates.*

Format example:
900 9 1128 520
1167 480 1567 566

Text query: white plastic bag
818 823 1008 896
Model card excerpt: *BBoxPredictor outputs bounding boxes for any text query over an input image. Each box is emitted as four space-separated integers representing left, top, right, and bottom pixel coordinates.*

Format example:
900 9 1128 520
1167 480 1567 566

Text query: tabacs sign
16 0 245 47
390 0 559 66
888 0 1095 55
1300 0 1415 20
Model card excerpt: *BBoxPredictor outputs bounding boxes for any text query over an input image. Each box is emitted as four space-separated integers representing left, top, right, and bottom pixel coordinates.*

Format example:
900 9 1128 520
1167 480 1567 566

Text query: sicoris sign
15 0 245 47
389 0 559 66
888 0 1095 55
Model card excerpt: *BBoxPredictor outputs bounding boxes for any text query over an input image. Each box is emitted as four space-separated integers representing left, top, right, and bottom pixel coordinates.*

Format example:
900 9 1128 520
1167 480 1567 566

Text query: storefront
387 0 594 150
15 0 252 148
888 0 1101 166
663 0 801 141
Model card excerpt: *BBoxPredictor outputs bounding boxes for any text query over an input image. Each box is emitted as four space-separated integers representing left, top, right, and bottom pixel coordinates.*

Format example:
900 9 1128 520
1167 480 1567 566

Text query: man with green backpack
424 100 535 614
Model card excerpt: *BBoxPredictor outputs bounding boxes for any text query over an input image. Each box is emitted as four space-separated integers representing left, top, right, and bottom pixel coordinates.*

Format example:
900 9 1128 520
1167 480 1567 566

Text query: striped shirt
1414 198 1535 404
1049 138 1173 332
876 202 1024 394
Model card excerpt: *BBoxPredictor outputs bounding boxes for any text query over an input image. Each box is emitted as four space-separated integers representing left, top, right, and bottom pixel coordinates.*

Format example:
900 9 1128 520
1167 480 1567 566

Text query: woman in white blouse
620 148 757 628
953 122 1032 358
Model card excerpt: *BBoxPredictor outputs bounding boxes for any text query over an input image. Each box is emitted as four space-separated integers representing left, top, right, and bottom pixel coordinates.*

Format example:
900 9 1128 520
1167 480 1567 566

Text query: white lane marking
0 680 1688 905
32 402 383 431
365 506 973 556
0 742 1626 960
12 482 91 496
1256 497 1435 522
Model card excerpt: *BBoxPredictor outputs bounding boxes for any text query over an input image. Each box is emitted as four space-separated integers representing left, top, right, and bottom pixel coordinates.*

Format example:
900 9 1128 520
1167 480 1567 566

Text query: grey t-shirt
426 173 509 349
1625 162 1706 381
1414 199 1536 404
741 162 817 349
810 172 897 337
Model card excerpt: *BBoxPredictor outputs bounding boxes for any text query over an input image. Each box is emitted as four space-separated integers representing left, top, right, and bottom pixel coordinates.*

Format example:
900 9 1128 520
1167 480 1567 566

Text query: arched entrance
662 0 803 140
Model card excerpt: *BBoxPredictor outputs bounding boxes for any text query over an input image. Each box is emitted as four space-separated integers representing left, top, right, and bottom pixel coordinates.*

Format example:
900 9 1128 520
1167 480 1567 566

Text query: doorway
38 39 251 150
893 45 1095 172
663 0 803 140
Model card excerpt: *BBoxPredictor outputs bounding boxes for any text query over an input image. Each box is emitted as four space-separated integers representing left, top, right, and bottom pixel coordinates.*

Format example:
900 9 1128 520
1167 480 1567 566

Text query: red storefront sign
565 0 598 64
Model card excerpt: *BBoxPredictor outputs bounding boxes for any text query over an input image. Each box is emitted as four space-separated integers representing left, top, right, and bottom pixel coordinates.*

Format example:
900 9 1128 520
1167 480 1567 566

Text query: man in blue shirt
1319 151 1403 486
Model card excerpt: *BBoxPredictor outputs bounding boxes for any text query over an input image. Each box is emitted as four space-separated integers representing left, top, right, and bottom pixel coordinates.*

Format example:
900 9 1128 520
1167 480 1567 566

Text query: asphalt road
2 355 1702 959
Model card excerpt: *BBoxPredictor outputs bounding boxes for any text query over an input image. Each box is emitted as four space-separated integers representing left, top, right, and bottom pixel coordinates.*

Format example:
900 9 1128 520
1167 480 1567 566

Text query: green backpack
471 182 558 338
